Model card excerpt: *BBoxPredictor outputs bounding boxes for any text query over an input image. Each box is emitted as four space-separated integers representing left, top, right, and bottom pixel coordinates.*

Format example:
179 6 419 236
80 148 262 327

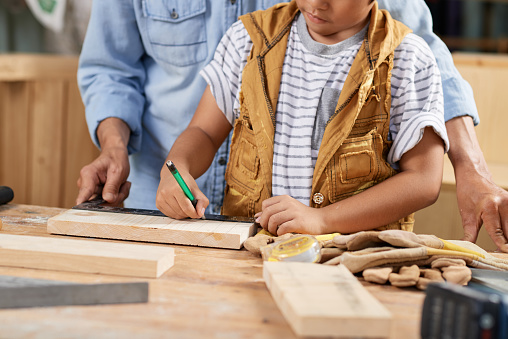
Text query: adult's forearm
446 116 491 180
97 118 131 151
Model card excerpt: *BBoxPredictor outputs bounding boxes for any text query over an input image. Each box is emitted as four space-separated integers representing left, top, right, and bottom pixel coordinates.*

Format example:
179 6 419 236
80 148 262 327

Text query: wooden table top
0 204 425 339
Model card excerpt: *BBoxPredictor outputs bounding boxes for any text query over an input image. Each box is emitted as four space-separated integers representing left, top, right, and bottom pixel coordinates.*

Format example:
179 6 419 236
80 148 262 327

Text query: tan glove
363 267 393 284
243 231 295 256
388 265 420 287
331 230 508 272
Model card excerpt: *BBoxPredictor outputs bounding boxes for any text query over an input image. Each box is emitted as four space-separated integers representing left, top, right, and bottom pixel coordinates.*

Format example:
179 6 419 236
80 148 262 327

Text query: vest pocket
327 130 386 202
225 120 262 198
142 0 207 66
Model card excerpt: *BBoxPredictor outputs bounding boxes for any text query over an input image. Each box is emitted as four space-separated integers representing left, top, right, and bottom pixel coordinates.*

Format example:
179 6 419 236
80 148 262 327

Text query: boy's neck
297 14 368 55
306 15 371 45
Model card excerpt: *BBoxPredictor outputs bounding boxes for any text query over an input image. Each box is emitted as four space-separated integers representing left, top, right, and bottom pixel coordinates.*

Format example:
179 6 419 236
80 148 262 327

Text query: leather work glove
328 230 508 273
362 258 472 290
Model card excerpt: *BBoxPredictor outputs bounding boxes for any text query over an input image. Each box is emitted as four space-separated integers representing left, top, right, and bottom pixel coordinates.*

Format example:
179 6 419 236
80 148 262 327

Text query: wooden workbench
0 204 424 339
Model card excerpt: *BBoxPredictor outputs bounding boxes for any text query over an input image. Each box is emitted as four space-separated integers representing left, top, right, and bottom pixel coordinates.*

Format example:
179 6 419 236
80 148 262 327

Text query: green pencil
165 160 198 208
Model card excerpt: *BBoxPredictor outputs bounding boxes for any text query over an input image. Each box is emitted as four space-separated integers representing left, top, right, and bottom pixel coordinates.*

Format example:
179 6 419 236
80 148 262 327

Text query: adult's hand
456 169 508 252
76 118 131 206
447 116 508 252
76 146 131 206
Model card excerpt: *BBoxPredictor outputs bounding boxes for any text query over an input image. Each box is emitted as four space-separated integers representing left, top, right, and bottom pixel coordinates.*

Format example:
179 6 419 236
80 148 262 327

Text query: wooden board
47 209 257 250
0 275 148 309
0 234 174 278
263 262 392 338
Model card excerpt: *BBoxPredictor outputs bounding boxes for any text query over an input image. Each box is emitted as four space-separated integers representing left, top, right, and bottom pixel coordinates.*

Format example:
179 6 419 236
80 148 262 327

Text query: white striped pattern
200 16 449 206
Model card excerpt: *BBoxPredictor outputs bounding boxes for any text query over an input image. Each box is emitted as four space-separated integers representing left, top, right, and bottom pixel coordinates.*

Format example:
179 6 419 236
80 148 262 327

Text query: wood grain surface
264 262 392 338
0 233 174 278
47 209 256 249
0 204 425 339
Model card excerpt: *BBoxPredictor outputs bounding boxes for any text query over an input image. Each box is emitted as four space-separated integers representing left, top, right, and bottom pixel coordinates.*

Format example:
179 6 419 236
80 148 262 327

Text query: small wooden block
0 234 174 278
47 209 256 250
263 262 392 338
0 275 148 309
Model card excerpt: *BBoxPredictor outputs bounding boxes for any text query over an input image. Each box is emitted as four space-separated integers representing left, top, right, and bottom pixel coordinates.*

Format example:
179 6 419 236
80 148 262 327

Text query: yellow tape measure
258 229 340 263
261 235 322 263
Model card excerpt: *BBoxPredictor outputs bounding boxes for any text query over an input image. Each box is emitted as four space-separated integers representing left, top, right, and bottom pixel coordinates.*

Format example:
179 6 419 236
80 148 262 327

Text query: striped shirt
200 13 449 206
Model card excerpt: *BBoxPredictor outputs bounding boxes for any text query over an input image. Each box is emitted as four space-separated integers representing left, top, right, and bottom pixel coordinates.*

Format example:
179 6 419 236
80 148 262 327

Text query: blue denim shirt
78 0 479 212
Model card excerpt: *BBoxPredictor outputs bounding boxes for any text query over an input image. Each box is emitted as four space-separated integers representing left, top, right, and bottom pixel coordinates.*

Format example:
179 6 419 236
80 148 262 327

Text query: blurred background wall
0 0 91 55
425 0 508 53
1 0 507 56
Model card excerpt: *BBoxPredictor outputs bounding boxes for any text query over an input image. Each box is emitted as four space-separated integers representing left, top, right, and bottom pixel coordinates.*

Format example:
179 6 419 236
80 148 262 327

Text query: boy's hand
254 195 326 235
156 163 208 219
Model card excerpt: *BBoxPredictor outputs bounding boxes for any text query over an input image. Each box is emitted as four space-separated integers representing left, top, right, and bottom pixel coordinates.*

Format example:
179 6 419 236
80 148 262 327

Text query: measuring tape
260 232 340 263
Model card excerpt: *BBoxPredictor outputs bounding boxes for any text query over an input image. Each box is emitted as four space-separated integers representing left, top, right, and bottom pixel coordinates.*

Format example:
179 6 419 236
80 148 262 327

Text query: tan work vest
222 1 415 232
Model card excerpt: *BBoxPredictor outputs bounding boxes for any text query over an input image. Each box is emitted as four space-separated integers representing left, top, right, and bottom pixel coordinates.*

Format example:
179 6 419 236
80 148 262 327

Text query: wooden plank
0 234 174 278
263 262 392 338
47 209 257 250
0 275 148 309
29 81 66 207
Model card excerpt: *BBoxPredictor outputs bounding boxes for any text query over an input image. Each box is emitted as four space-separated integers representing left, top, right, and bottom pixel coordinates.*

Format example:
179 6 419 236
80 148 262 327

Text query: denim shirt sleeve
77 0 145 154
378 0 480 125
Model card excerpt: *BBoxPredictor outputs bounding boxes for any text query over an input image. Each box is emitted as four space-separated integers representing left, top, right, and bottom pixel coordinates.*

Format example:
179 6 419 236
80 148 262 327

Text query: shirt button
230 0 237 4
170 10 179 19
313 193 324 205
218 157 227 165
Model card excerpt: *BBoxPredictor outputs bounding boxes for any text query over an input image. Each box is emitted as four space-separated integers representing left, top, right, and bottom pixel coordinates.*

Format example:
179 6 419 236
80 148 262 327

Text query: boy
156 0 449 236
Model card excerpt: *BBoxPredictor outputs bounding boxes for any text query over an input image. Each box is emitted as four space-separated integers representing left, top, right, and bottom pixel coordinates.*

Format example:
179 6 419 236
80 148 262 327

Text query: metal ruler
470 268 508 294
73 197 255 223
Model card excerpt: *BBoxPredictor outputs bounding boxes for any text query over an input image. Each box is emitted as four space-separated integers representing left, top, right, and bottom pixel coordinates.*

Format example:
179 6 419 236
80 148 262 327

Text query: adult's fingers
482 198 508 253
116 181 131 205
76 165 102 205
461 218 480 244
102 164 128 204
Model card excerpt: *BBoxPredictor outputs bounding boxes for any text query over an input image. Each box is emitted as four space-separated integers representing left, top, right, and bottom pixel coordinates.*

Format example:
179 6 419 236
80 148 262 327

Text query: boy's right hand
156 163 208 219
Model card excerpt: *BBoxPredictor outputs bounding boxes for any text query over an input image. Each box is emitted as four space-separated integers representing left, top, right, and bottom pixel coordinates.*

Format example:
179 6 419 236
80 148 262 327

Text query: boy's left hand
254 195 326 235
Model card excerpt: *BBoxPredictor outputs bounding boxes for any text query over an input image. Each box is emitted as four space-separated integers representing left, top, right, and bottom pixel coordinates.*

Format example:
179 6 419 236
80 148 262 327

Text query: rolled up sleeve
77 0 146 154
379 0 480 125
